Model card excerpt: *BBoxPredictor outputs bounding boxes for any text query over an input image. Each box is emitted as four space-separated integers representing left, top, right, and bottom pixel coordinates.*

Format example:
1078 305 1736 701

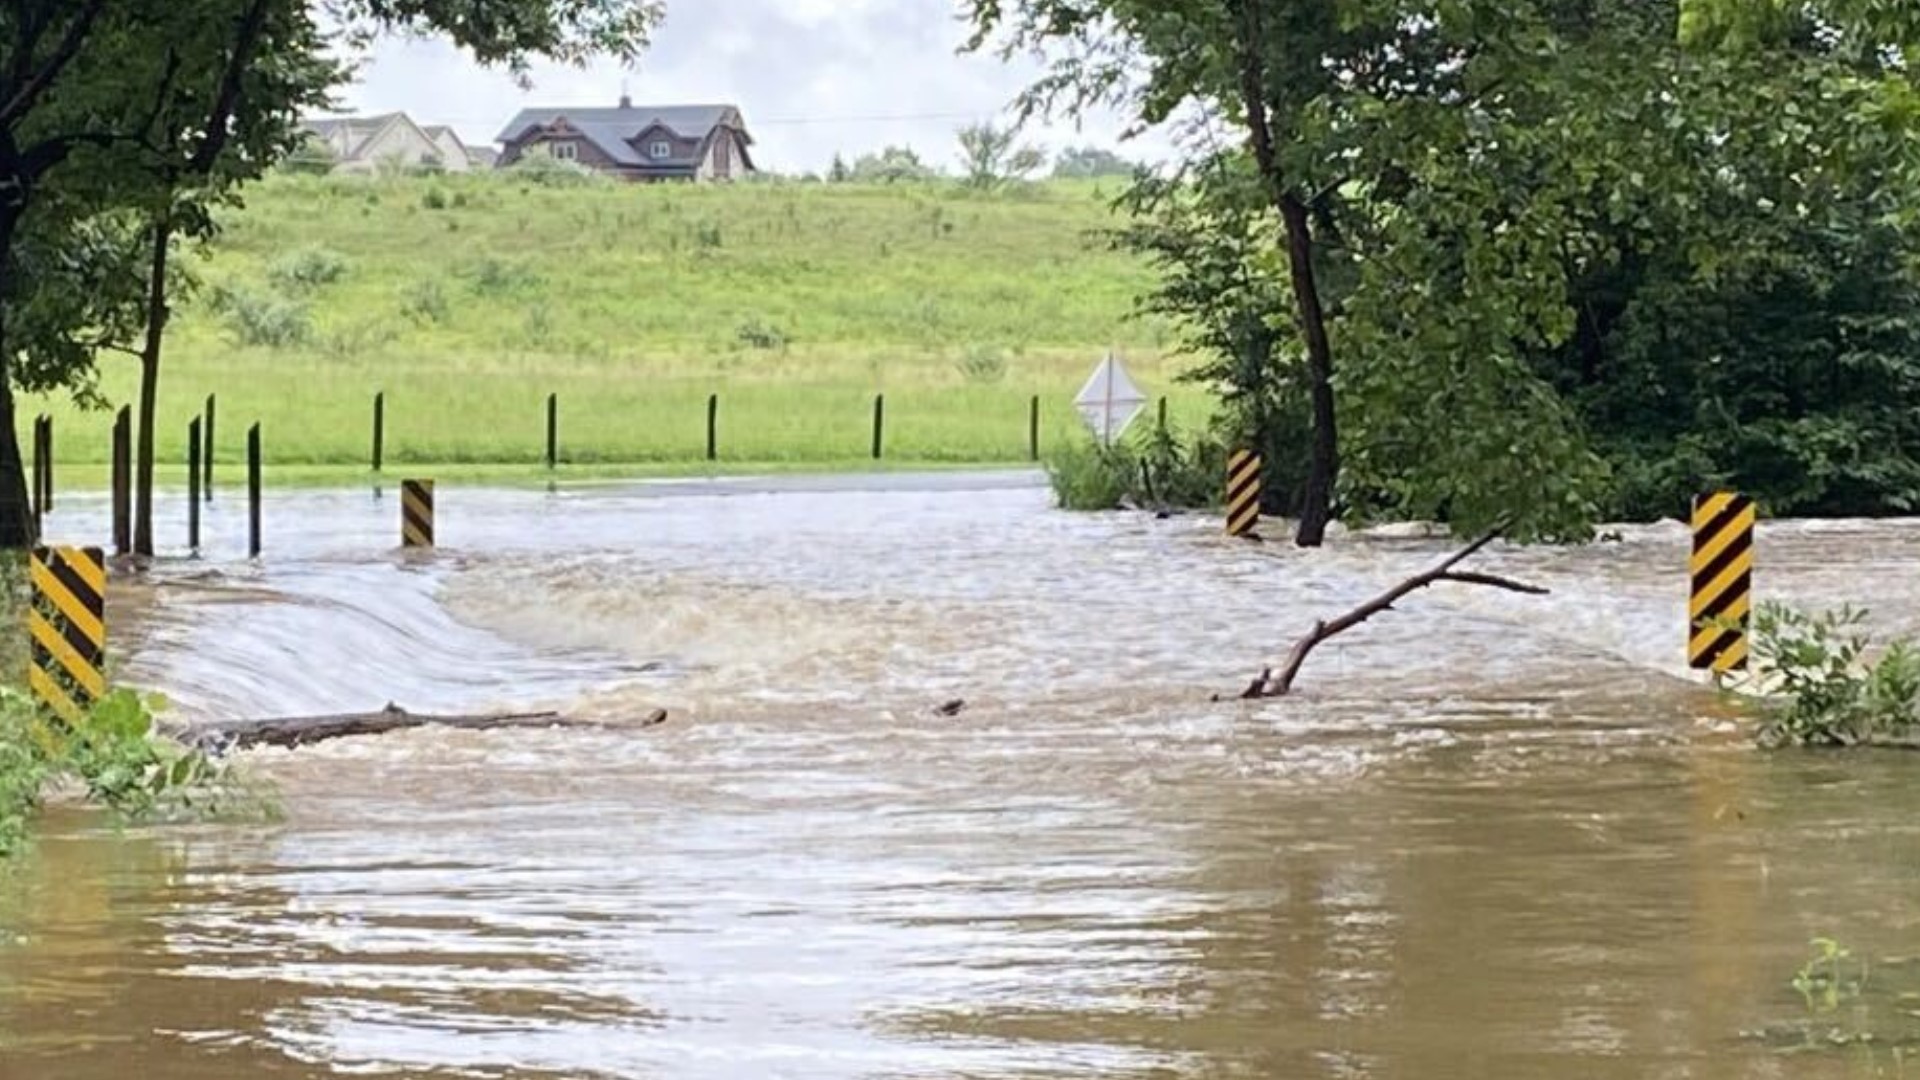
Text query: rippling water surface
5 473 1920 1079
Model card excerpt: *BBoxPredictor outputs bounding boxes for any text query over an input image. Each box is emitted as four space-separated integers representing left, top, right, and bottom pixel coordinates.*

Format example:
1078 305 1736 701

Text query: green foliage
850 146 937 184
280 135 340 176
268 245 349 291
1794 937 1870 1016
954 344 1009 384
956 123 1046 189
399 278 451 325
734 316 789 350
464 256 543 296
1052 146 1135 180
506 154 603 187
421 186 450 210
208 285 311 348
1046 440 1136 510
1745 602 1920 747
1046 423 1220 512
0 686 267 859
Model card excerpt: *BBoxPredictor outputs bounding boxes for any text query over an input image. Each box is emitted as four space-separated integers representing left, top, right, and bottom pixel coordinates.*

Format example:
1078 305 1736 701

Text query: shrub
506 155 601 186
1046 441 1137 510
954 344 1008 384
400 279 450 325
1046 424 1222 512
1746 603 1920 747
464 256 542 296
421 186 449 210
695 221 724 249
268 245 349 291
0 684 268 859
210 286 310 348
734 316 788 350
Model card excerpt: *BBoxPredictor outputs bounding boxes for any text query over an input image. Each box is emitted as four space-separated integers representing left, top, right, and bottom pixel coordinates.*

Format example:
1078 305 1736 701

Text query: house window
550 140 577 161
649 139 671 160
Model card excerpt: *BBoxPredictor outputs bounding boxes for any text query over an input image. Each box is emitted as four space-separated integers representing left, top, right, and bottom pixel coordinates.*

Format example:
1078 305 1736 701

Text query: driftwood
1237 529 1547 699
174 703 666 751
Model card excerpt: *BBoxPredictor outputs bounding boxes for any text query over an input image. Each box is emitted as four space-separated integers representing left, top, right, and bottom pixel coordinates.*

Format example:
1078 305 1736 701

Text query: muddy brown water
4 474 1920 1079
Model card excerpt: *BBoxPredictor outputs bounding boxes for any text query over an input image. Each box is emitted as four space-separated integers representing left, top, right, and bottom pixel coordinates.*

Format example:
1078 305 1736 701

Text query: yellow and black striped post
1226 450 1261 538
401 479 434 548
28 545 106 729
1690 492 1755 673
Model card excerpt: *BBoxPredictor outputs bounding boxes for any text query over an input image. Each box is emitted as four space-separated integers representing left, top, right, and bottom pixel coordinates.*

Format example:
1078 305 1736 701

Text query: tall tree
0 0 661 549
955 121 1045 189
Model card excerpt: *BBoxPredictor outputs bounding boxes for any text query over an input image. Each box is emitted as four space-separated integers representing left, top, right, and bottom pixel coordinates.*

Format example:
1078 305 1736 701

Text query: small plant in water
1745 603 1920 747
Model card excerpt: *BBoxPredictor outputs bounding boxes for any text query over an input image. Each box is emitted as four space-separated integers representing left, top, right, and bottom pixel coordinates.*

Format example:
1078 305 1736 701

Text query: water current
4 473 1919 1079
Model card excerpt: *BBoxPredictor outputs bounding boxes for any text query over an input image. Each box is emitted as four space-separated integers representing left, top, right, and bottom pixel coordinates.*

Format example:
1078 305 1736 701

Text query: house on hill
301 112 479 173
494 98 755 182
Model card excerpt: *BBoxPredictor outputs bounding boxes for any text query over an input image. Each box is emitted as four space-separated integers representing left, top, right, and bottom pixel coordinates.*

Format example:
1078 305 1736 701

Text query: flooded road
4 474 1920 1079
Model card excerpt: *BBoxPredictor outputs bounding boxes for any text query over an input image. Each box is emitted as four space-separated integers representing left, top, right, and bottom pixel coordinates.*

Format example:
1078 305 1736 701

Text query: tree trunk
133 214 171 558
0 203 36 550
1232 0 1339 548
1279 195 1338 547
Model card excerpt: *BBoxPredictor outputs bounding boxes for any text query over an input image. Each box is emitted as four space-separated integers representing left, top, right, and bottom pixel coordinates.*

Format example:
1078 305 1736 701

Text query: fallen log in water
173 703 666 751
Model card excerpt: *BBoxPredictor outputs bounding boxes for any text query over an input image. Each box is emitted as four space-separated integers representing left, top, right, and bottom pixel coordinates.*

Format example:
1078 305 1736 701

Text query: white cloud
329 0 1176 174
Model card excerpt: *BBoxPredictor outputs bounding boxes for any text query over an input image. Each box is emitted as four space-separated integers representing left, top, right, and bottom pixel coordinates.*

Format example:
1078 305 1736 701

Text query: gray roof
301 113 405 159
494 103 746 168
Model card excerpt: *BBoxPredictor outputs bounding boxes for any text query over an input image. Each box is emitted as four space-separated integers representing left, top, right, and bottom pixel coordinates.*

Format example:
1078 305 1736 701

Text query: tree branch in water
1239 529 1547 699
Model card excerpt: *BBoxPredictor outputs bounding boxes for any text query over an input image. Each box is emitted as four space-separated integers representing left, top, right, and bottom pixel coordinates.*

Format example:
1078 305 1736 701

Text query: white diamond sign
1073 352 1146 446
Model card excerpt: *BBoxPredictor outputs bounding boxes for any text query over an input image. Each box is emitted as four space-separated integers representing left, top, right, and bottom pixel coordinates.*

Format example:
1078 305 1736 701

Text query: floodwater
4 473 1920 1079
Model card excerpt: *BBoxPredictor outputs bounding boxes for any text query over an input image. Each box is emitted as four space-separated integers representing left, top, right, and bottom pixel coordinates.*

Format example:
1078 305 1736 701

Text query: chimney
619 91 632 109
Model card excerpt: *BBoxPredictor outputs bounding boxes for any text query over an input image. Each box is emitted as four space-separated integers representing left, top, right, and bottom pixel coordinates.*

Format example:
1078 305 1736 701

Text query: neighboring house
494 97 755 181
301 112 470 173
423 125 480 172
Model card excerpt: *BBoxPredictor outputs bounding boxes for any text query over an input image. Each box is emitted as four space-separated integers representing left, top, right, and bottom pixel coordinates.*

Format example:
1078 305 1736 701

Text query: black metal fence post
203 393 215 500
546 392 558 469
871 394 884 460
372 391 384 473
706 393 718 462
1029 396 1040 461
188 417 201 552
111 406 131 556
247 423 261 558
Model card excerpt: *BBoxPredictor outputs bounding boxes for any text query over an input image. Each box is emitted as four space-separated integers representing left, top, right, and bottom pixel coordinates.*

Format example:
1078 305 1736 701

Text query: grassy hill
22 172 1205 477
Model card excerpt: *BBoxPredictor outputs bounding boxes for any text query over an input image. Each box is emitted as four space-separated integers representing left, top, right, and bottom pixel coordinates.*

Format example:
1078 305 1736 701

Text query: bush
1046 424 1223 512
421 186 449 210
734 316 788 350
1047 441 1136 510
506 155 602 187
268 245 349 291
0 685 268 859
400 279 450 325
954 344 1008 384
464 256 542 296
1746 603 1920 747
210 286 310 348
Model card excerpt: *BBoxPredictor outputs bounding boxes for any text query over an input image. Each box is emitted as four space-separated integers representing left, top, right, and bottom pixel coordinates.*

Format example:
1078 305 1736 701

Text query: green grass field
19 172 1209 478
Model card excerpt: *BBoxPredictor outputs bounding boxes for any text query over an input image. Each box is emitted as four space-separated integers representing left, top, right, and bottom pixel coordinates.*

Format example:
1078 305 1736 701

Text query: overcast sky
331 0 1176 174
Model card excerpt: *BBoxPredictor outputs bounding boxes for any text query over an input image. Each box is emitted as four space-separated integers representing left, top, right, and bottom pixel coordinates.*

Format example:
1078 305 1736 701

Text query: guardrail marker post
707 393 718 462
247 423 261 558
1689 492 1755 674
372 391 384 473
27 545 106 733
401 479 434 548
871 393 884 460
187 417 201 553
111 406 131 557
